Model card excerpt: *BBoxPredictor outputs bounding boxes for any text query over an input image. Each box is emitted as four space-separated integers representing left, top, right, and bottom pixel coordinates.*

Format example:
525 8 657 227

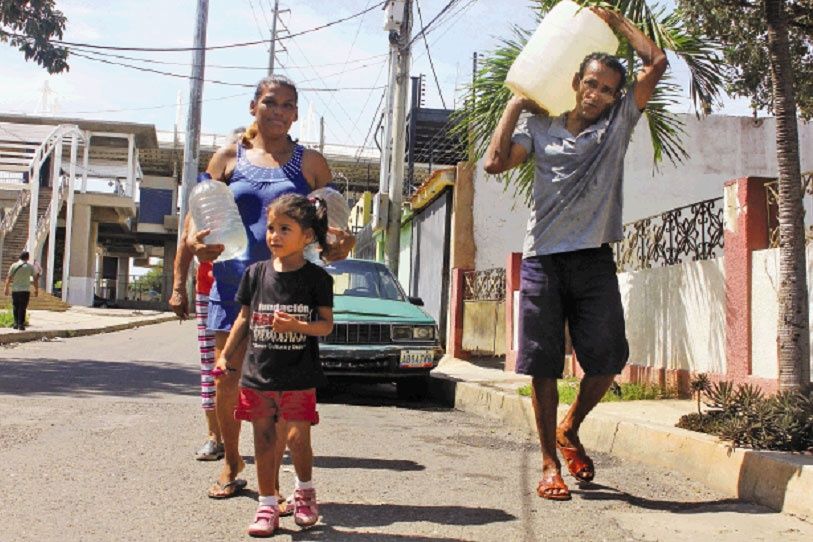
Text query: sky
0 0 755 153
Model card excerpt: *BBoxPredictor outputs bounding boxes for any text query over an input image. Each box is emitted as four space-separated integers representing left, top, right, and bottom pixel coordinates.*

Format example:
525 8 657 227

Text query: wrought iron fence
463 268 506 301
764 171 813 249
613 197 725 273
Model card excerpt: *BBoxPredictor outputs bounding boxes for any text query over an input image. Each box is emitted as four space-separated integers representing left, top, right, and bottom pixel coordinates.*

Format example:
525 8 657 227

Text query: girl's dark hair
267 194 329 258
578 52 627 92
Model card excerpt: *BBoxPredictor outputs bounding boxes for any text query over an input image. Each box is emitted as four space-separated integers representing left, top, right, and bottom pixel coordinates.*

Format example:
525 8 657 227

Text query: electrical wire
415 0 447 109
69 50 385 92
10 1 386 53
407 0 463 47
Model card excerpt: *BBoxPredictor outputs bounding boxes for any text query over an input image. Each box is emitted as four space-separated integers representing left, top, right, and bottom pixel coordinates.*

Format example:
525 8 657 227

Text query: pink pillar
724 177 771 383
504 252 522 372
448 267 471 360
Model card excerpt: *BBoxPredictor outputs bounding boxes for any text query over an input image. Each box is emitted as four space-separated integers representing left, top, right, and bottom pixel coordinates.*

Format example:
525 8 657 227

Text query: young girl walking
216 193 333 537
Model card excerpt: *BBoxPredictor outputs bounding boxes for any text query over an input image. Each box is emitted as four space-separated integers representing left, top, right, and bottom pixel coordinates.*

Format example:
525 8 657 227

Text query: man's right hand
510 95 547 116
168 287 189 320
187 228 225 262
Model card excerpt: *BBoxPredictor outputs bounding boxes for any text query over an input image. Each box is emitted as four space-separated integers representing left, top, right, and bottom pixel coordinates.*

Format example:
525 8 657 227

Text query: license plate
399 349 434 368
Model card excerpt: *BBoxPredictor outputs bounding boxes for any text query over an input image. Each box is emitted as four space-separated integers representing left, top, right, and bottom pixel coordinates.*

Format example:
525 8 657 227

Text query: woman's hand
187 228 225 263
323 227 356 263
168 287 189 320
212 355 239 380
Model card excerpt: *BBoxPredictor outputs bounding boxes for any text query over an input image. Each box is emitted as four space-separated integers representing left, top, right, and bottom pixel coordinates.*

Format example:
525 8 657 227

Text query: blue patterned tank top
209 143 312 305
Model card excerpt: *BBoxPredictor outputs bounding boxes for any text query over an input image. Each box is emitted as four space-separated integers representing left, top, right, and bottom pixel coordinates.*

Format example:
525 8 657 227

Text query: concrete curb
429 373 813 522
0 314 178 345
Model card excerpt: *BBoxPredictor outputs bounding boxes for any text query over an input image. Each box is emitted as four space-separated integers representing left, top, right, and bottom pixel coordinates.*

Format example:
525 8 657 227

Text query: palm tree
453 0 724 204
764 0 810 392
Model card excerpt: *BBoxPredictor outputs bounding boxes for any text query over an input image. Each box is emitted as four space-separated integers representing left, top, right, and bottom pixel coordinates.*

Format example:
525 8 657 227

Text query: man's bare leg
530 377 568 498
556 374 615 480
214 331 246 486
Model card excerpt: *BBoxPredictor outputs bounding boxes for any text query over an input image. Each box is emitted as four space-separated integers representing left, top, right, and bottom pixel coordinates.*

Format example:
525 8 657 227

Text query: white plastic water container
189 175 248 262
505 0 619 115
304 186 351 264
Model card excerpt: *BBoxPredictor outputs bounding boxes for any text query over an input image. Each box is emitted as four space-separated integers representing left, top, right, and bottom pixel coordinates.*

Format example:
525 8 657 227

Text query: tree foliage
676 0 812 118
452 0 725 203
0 0 68 74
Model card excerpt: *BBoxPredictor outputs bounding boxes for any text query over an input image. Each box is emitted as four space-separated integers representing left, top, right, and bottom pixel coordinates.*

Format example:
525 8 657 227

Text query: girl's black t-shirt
235 260 333 391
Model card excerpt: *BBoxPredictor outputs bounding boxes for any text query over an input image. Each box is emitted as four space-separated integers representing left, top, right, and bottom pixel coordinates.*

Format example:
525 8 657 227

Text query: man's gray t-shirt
512 85 642 257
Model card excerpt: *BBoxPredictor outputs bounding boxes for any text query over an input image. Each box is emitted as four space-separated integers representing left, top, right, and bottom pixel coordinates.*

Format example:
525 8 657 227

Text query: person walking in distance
218 194 333 536
483 7 667 500
4 251 40 330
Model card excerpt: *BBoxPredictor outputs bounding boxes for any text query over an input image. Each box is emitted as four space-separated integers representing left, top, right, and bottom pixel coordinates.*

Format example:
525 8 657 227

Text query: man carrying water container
484 6 667 500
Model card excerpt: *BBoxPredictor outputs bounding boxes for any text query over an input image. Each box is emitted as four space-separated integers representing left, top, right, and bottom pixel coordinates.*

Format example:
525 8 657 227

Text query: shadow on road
318 381 452 412
320 502 515 528
281 525 476 542
0 357 198 397
283 454 425 472
573 483 766 514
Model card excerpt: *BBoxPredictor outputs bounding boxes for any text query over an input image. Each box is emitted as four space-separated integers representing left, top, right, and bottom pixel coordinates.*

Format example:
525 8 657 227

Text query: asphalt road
1 321 811 541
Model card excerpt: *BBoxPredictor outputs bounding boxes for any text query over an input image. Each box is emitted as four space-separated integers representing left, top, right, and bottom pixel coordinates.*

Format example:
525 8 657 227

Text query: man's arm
592 7 668 110
3 265 12 296
483 96 538 175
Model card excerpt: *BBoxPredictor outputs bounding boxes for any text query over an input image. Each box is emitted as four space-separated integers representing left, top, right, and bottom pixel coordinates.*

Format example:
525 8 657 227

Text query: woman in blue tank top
170 76 353 502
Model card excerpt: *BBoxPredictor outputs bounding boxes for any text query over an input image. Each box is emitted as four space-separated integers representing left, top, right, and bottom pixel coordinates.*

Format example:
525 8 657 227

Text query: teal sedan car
320 259 443 399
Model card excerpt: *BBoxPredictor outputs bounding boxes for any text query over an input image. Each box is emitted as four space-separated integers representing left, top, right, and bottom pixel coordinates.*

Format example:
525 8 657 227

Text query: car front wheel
396 375 430 401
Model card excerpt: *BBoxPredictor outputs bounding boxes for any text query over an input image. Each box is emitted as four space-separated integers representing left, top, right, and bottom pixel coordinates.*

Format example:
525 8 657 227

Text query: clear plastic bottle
189 173 248 262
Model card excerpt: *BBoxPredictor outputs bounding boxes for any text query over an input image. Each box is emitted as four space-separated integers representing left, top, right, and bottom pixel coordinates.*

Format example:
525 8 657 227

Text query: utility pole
384 0 412 274
178 0 208 244
268 0 280 74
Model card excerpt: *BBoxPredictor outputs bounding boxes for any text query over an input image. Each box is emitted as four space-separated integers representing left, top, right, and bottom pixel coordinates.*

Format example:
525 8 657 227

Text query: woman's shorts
516 245 629 379
206 298 241 333
234 387 319 424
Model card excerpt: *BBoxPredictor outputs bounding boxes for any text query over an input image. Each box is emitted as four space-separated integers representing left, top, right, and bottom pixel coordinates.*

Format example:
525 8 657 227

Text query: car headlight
412 326 434 340
392 325 412 341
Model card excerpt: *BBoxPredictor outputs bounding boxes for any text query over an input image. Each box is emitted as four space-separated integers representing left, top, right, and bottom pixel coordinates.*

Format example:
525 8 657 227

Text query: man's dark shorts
516 245 629 379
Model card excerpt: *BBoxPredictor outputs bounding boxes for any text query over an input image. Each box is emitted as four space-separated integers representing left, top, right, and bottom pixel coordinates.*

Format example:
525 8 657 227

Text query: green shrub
677 382 813 452
0 305 27 328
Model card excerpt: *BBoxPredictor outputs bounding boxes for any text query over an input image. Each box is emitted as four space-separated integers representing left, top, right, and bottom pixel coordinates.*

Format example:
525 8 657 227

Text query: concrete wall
751 245 813 382
618 257 726 374
472 115 813 271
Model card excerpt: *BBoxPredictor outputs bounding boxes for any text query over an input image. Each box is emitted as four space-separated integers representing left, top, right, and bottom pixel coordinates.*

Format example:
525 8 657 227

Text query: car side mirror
408 296 424 306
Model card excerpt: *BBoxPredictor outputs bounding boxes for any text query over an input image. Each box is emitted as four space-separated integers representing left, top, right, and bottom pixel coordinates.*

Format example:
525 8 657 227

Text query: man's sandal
557 442 595 483
207 478 247 499
537 473 572 501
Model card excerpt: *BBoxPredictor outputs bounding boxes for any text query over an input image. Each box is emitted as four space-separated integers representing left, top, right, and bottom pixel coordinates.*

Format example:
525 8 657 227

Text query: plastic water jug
304 186 351 264
505 0 619 115
189 173 248 262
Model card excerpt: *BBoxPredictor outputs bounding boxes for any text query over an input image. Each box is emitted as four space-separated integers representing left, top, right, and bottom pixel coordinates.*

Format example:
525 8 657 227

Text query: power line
415 0 447 109
60 44 387 70
408 0 462 47
14 1 386 53
69 50 385 92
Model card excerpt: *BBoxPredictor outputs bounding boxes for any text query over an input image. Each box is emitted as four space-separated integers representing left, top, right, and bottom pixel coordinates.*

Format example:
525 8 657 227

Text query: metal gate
409 189 452 343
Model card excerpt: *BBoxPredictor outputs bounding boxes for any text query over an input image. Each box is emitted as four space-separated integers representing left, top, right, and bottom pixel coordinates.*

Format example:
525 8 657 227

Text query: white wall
751 245 813 382
618 257 726 374
472 115 813 270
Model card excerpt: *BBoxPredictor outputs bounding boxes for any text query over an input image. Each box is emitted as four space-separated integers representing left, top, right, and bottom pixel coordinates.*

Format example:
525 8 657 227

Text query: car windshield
323 260 405 301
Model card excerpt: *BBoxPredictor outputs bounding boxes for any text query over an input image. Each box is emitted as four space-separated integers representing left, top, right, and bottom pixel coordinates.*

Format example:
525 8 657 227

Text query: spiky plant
690 373 711 414
452 0 724 204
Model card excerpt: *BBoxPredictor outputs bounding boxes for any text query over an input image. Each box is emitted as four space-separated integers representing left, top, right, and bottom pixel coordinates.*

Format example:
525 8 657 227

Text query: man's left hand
590 6 624 29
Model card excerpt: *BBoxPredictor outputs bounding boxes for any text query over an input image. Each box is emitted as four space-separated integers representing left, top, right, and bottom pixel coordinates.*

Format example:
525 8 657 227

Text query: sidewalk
0 306 177 345
430 355 813 522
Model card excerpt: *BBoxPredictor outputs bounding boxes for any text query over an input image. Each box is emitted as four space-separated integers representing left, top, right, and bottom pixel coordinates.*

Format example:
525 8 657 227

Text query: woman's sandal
557 442 595 483
537 473 572 501
207 478 247 499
